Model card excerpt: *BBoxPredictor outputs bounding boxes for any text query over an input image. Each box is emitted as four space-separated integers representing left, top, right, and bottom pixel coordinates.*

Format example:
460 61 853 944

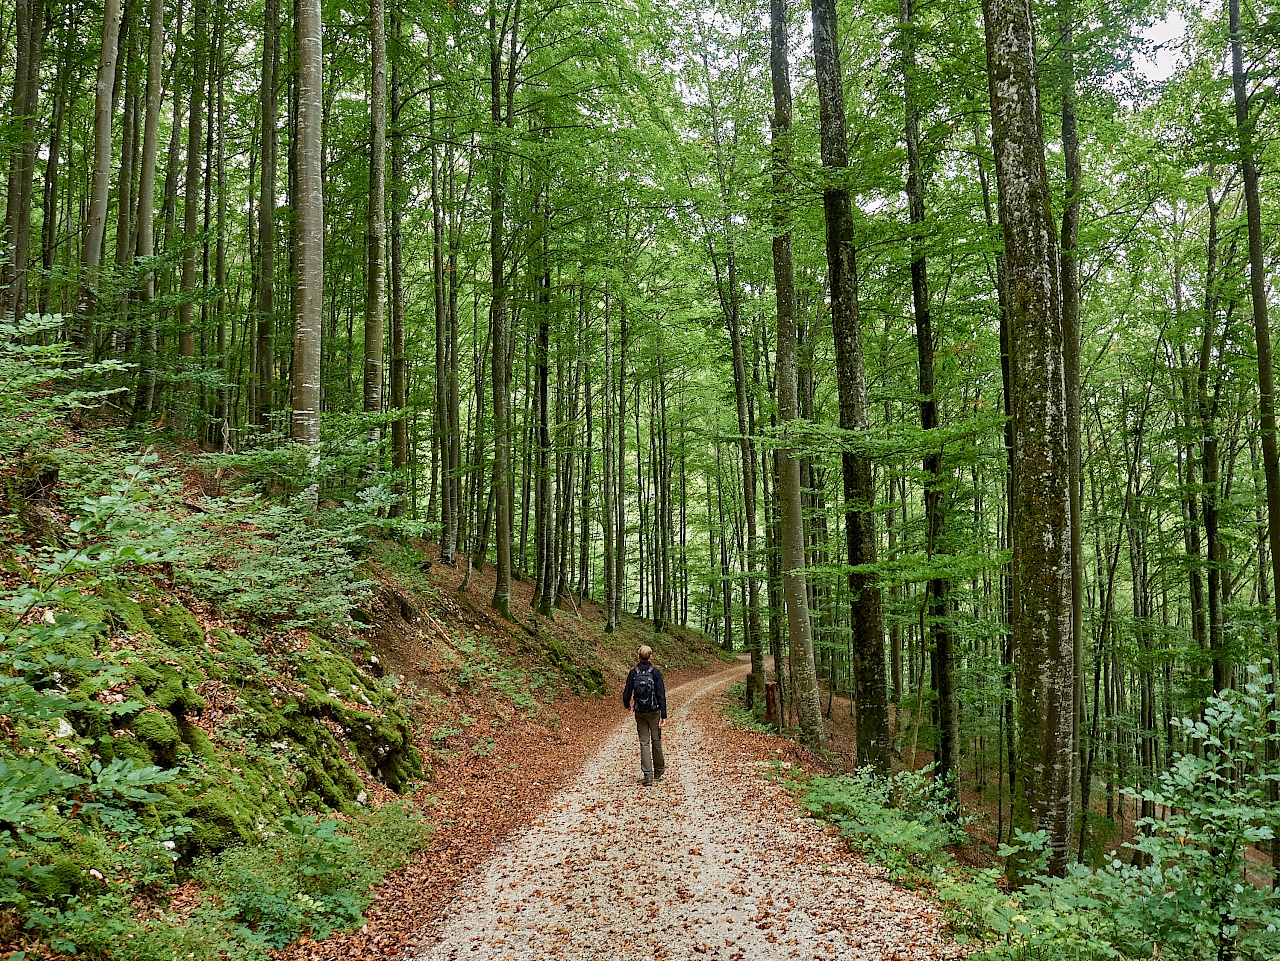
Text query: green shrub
197 805 430 950
792 765 968 880
941 673 1280 960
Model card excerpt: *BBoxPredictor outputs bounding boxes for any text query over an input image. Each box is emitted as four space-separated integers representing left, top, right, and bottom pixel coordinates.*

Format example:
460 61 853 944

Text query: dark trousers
635 711 664 782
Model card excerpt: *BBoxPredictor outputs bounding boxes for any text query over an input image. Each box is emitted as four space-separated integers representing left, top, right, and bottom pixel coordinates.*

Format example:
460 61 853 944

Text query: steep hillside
0 422 725 960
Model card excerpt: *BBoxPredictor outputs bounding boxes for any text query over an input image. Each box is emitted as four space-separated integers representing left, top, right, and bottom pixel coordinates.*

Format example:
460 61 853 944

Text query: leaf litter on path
414 666 963 961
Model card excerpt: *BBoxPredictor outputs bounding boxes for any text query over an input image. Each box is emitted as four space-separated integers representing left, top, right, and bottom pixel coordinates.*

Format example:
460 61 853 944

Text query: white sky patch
1136 10 1188 83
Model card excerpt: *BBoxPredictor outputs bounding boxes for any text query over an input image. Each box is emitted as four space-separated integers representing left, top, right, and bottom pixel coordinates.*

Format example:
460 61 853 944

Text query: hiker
622 645 667 786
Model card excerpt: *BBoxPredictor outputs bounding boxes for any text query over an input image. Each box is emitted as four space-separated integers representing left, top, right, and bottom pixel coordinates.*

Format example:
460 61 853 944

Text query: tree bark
811 0 884 764
253 0 280 426
364 0 387 435
175 0 207 425
1058 0 1085 821
488 0 519 620
129 0 163 415
770 0 821 748
900 0 955 789
981 0 1075 880
291 0 324 448
389 13 408 515
75 0 123 344
2 0 46 323
1229 0 1280 878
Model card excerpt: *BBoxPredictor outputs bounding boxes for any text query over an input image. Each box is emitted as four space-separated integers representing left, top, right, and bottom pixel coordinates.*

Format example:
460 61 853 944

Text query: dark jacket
622 662 667 719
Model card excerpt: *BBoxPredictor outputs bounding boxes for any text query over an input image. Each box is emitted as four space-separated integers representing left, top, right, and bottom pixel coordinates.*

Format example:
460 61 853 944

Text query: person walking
622 645 667 786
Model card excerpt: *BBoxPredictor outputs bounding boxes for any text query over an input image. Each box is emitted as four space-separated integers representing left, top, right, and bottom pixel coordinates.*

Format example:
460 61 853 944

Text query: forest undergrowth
724 682 1280 961
0 336 722 960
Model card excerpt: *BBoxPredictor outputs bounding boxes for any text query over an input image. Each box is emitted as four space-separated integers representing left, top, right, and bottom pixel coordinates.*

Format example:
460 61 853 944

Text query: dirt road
414 663 957 961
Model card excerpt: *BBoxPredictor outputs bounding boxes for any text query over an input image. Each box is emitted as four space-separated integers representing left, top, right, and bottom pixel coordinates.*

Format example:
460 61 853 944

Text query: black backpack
632 665 659 714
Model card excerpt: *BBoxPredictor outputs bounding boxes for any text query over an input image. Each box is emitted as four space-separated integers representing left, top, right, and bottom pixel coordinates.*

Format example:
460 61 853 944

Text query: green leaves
791 764 968 881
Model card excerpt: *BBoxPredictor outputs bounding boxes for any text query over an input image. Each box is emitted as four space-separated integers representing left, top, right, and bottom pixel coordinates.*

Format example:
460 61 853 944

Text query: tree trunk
603 283 616 630
1229 0 1280 878
488 0 519 620
75 0 123 344
363 0 386 438
389 13 408 516
2 0 47 323
810 0 883 764
291 0 324 448
253 0 280 427
175 0 207 427
900 0 955 789
130 0 163 416
771 0 820 747
613 289 628 629
981 0 1075 880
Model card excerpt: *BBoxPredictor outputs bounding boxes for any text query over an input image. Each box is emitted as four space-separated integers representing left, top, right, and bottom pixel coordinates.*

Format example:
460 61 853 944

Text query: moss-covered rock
542 640 606 695
27 856 85 899
179 787 258 856
150 673 205 716
141 597 204 649
130 708 181 757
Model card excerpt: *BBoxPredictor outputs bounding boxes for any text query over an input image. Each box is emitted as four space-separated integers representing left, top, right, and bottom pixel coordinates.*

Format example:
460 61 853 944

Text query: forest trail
415 661 958 961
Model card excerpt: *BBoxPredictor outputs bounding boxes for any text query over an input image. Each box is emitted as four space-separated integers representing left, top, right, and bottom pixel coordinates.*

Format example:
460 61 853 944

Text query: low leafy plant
792 764 968 880
723 682 773 733
197 805 430 950
940 673 1280 960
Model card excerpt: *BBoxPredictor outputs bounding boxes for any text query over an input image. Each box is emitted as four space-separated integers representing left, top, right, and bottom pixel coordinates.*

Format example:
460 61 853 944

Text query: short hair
637 645 653 662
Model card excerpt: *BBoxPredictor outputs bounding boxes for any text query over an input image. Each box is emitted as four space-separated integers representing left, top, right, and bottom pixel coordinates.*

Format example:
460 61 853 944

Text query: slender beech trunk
429 41 452 550
1229 0 1280 879
38 56 68 320
176 0 207 426
613 290 628 629
76 0 123 344
488 0 519 620
579 300 593 599
291 0 323 448
982 0 1074 880
900 0 955 788
535 222 554 616
770 0 820 747
253 0 279 426
722 235 765 696
603 284 616 630
1059 0 1085 818
811 0 883 764
2 0 46 322
130 0 163 415
389 14 408 516
363 0 386 438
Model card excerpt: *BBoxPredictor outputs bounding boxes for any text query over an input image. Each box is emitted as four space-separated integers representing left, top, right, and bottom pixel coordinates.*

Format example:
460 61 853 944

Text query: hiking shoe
642 778 654 787
654 773 664 782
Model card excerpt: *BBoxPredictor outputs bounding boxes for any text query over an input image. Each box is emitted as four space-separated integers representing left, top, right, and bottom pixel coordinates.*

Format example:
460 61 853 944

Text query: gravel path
415 664 957 961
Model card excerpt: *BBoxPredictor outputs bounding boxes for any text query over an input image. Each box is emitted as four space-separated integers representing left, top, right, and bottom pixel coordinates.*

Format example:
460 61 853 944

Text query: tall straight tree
1229 0 1280 876
1058 0 1085 814
981 0 1075 879
770 0 823 748
488 0 520 620
253 0 280 427
899 0 955 788
292 0 324 448
389 13 408 516
177 0 208 423
364 0 387 436
1 0 46 322
75 0 123 342
810 0 886 765
131 0 164 417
